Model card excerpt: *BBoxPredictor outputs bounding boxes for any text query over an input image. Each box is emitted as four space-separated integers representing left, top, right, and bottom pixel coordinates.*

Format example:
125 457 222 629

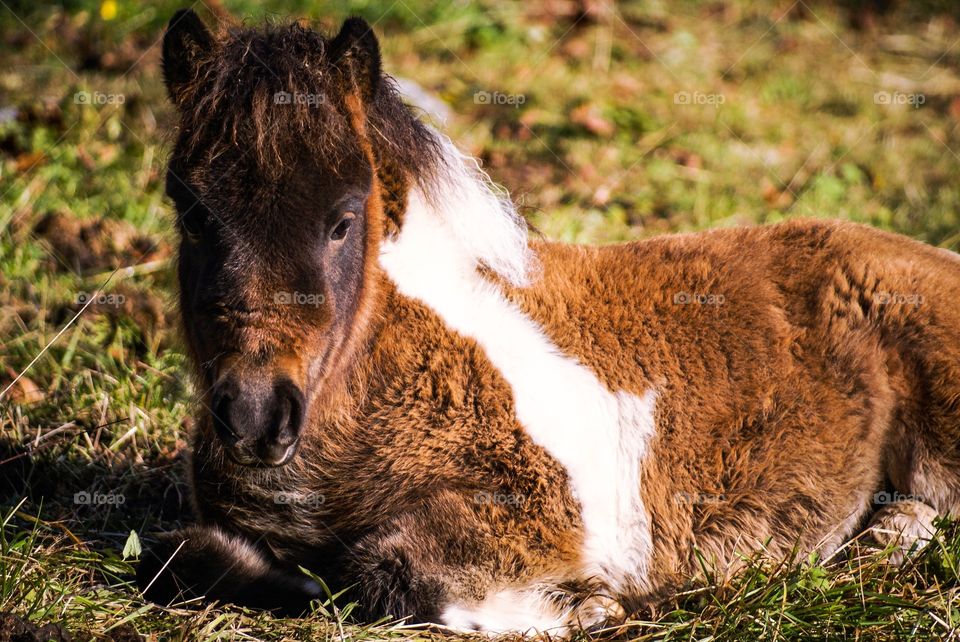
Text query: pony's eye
330 213 355 241
180 204 208 242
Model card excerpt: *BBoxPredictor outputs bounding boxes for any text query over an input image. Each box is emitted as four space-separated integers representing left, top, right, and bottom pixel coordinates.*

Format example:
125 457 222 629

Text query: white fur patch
440 587 570 637
379 147 657 633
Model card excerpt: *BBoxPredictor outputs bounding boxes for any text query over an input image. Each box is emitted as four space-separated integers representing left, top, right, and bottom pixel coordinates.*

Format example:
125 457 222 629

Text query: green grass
1 0 960 639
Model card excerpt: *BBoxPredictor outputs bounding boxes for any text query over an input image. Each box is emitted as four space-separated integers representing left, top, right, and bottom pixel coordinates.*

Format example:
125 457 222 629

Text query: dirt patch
0 612 71 642
0 613 144 642
33 211 170 276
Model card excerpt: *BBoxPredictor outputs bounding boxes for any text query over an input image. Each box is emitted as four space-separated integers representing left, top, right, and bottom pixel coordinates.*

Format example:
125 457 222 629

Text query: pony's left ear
162 9 215 108
329 17 382 101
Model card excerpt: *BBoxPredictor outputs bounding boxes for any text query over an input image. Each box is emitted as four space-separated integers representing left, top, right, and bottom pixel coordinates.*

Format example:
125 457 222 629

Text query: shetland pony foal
139 10 960 635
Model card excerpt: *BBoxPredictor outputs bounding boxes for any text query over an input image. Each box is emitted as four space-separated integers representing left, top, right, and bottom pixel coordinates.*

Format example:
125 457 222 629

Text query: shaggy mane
174 22 437 180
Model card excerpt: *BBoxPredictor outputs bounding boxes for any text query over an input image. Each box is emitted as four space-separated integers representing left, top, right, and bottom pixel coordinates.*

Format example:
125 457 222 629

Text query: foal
139 10 960 635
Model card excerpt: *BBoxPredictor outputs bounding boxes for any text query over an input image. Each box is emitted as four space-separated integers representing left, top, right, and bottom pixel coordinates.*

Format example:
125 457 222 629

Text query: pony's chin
226 441 299 468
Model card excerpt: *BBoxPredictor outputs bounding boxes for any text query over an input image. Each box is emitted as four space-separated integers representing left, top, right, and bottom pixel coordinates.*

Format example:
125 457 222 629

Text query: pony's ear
162 9 214 108
329 17 381 101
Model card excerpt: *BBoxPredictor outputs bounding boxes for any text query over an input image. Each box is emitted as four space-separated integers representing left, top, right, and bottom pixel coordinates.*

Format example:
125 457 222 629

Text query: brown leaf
3 368 44 404
949 97 960 123
761 178 793 209
570 103 615 137
13 150 46 173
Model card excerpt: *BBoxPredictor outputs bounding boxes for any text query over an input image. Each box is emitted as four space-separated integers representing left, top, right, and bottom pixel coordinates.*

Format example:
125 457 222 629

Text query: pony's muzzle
210 376 305 466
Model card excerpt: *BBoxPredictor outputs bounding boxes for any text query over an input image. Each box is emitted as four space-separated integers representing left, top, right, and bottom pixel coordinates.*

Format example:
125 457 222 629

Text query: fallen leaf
13 150 46 173
570 103 615 137
3 368 44 404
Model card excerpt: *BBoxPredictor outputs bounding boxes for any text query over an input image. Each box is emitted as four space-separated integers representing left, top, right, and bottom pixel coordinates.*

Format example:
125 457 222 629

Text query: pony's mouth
213 416 301 467
222 439 300 467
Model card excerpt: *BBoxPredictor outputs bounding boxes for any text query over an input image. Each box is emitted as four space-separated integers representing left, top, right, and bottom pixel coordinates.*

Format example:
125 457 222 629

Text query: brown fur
502 222 960 597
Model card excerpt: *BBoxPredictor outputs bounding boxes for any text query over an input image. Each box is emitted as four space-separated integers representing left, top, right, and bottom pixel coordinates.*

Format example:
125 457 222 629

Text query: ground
2 0 960 640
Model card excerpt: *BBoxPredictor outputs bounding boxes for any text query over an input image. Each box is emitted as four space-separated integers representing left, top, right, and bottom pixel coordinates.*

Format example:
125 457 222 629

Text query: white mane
411 132 535 287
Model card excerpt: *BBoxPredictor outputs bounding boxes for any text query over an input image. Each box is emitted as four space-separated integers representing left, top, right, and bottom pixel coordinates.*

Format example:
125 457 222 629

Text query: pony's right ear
162 9 214 108
329 17 382 102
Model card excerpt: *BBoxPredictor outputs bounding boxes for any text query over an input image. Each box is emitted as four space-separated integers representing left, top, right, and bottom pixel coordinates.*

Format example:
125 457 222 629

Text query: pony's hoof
866 499 938 565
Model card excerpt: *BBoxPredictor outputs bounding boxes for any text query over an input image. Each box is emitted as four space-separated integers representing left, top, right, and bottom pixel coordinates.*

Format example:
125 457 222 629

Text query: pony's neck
312 132 535 420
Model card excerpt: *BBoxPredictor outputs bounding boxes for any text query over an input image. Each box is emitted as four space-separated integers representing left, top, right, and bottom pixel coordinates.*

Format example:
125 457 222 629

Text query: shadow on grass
0 432 190 561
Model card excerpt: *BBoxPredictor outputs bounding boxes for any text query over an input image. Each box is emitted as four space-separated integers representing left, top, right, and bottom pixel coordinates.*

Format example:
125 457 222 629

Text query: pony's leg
438 586 623 636
861 239 960 557
137 525 322 614
865 500 938 565
886 371 960 521
346 491 597 636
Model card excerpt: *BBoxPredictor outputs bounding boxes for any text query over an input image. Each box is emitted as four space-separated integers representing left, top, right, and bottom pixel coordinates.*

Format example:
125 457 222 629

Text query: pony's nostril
272 381 304 444
211 387 238 443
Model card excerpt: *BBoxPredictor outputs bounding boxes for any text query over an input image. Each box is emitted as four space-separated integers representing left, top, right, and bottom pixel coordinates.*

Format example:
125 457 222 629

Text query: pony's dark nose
210 377 304 466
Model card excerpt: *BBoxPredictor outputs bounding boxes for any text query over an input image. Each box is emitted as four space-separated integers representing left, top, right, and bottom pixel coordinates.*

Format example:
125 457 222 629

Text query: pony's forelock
172 21 442 183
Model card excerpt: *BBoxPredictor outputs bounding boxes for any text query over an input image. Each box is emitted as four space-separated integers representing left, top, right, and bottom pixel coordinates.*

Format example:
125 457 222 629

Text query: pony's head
162 10 532 467
162 10 443 466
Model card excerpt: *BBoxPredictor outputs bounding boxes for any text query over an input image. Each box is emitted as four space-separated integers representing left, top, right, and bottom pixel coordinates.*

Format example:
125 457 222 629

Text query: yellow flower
100 0 118 20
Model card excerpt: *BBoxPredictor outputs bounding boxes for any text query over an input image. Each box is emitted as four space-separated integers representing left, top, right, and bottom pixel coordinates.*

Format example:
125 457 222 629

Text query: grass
1 0 960 639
